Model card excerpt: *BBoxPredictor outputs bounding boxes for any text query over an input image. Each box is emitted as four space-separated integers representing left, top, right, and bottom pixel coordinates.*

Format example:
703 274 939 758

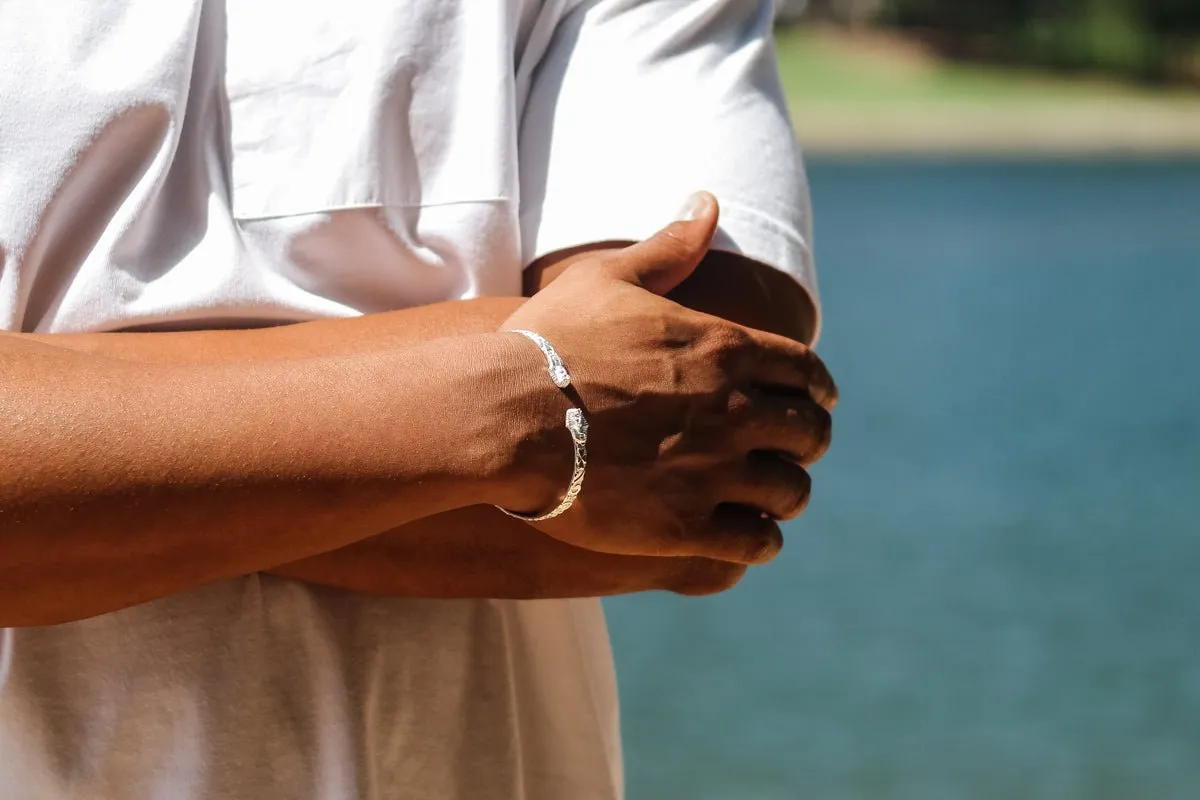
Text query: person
0 0 835 797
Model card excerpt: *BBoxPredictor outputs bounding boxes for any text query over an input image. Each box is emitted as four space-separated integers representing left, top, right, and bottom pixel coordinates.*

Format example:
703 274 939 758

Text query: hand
271 505 748 599
499 193 836 565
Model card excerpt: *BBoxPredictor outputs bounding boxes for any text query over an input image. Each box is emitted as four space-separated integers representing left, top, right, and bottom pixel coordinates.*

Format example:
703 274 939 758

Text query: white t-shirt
0 1 817 797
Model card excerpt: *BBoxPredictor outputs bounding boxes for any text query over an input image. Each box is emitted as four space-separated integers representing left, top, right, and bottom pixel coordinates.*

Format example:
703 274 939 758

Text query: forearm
292 246 821 601
270 505 740 599
0 304 540 624
31 293 680 602
28 297 523 364
18 248 819 606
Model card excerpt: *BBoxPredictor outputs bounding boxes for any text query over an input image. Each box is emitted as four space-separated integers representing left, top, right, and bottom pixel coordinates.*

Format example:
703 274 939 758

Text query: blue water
607 160 1200 799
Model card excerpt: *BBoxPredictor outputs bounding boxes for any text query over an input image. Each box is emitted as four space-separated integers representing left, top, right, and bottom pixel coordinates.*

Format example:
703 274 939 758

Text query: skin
0 195 834 624
276 244 823 601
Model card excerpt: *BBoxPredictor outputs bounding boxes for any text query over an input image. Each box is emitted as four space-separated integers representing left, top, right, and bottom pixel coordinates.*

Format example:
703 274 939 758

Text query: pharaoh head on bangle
498 330 587 522
509 329 571 388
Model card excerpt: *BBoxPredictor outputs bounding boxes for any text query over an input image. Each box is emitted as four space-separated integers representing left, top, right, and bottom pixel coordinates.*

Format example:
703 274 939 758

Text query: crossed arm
1 243 816 624
273 248 816 599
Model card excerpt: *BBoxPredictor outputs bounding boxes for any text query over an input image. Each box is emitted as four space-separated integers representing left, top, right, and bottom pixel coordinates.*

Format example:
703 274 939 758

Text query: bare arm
274 246 820 599
27 246 816 602
0 312 551 625
4 199 832 619
29 295 717 603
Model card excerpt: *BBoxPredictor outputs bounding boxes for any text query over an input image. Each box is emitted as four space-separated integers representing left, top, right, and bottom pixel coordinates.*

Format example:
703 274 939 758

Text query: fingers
722 452 813 521
668 557 748 596
737 327 838 412
600 192 719 296
665 454 812 566
701 504 785 565
731 391 833 467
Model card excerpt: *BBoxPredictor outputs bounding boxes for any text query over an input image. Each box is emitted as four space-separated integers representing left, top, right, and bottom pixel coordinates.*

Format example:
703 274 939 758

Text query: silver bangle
509 329 571 388
498 331 587 522
499 408 588 522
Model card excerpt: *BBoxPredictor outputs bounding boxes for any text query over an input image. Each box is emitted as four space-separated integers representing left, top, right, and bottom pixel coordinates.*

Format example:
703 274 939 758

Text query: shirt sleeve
518 0 819 337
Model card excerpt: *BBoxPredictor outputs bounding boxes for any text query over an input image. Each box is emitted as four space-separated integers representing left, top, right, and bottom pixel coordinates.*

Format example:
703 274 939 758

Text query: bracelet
508 329 571 388
498 408 588 522
498 331 587 522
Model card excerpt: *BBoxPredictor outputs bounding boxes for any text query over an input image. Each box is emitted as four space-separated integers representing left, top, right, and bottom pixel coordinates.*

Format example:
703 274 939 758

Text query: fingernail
675 191 710 222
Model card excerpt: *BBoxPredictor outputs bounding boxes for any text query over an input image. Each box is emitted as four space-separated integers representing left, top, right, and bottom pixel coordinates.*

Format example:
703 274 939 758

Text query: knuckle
654 515 693 555
813 364 839 411
764 462 811 521
783 467 813 519
724 388 755 422
763 329 808 362
746 525 784 564
822 379 840 411
702 322 752 366
766 481 794 518
750 456 811 521
804 406 834 464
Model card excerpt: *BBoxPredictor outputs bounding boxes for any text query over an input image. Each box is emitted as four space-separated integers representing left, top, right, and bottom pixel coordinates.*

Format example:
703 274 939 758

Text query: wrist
448 332 575 515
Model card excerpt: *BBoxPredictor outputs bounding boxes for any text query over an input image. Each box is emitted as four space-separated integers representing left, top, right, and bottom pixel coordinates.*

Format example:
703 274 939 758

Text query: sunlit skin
0 195 834 625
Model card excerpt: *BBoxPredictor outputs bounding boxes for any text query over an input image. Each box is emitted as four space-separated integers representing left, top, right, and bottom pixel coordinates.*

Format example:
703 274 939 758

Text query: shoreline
794 106 1200 156
778 28 1200 156
801 149 1200 161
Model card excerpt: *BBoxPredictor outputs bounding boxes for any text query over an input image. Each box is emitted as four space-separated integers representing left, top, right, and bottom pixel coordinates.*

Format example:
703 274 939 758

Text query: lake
607 159 1200 799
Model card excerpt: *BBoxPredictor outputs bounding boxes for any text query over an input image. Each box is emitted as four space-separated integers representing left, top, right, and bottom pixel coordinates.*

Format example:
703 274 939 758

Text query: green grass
772 28 1200 153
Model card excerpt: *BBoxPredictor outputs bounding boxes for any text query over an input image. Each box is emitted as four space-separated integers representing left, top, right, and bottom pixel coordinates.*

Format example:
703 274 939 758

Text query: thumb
605 192 719 296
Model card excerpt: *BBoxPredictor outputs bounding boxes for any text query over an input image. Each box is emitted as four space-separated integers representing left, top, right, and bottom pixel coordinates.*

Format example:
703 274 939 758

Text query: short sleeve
518 0 819 335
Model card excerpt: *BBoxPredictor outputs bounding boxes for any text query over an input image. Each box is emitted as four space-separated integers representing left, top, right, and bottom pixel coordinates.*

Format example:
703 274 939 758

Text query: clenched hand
500 194 836 565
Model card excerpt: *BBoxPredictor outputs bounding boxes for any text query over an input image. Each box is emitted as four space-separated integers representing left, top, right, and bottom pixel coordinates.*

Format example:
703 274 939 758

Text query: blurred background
606 2 1200 798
